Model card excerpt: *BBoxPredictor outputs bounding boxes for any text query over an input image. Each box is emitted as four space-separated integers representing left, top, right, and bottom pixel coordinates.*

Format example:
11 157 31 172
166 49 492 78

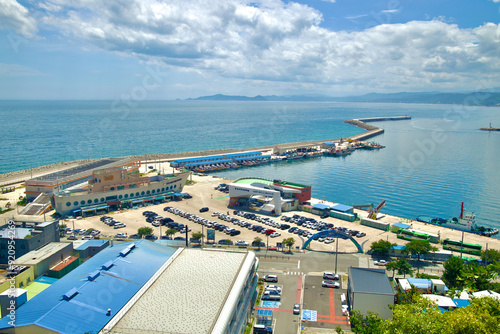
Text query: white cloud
27 0 500 93
0 0 37 37
0 63 44 76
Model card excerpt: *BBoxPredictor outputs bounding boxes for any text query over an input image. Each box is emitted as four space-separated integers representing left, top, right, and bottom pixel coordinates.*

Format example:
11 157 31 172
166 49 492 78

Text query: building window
129 184 136 188
80 200 85 205
110 187 115 191
87 199 92 204
27 277 31 283
95 178 98 182
141 191 145 196
66 202 71 207
152 190 155 194
157 189 160 193
117 186 124 190
146 190 150 195
94 199 98 203
74 201 78 206
118 195 123 199
161 188 165 192
174 185 177 189
124 194 128 198
19 282 24 288
136 192 140 197
100 198 105 202
130 193 134 197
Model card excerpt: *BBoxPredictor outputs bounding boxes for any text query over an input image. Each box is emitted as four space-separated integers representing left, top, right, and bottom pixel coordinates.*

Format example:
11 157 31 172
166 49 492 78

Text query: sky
0 0 499 100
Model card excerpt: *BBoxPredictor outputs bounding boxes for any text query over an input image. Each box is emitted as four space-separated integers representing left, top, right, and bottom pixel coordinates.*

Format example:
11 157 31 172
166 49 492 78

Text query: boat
417 202 498 236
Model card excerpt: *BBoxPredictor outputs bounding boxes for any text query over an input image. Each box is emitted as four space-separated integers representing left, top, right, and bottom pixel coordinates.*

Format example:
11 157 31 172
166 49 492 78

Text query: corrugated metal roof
223 151 262 158
407 278 431 289
392 222 411 229
73 239 108 250
349 267 394 295
173 155 225 163
0 240 176 334
312 203 330 210
330 204 353 212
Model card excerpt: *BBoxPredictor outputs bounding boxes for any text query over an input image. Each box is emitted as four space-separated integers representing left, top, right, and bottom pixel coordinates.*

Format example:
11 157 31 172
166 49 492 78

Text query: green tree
403 240 438 262
395 257 414 278
191 231 204 243
137 226 154 238
165 228 178 238
350 310 384 334
386 261 398 279
370 239 395 256
254 236 263 250
481 248 500 265
442 256 465 289
282 237 295 252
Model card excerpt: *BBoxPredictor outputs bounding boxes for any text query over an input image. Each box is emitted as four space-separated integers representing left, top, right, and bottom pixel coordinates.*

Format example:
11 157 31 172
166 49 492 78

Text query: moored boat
417 202 498 236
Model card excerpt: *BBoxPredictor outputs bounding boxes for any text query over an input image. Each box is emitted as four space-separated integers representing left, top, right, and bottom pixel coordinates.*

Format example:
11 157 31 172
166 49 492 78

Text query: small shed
391 222 411 233
330 204 354 214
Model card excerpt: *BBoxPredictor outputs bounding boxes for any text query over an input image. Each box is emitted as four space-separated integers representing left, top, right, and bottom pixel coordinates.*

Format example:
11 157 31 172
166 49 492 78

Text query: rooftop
109 248 250 334
31 158 131 182
14 242 71 265
349 267 394 295
0 227 34 239
73 239 109 250
234 177 274 185
0 240 177 334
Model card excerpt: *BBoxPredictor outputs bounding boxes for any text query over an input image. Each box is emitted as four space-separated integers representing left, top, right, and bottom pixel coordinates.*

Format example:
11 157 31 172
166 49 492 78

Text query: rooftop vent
63 287 78 301
119 243 136 257
88 270 100 281
102 260 114 271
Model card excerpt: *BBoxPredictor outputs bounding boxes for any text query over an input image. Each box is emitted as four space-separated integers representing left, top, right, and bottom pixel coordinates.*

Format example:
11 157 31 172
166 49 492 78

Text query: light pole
335 232 339 274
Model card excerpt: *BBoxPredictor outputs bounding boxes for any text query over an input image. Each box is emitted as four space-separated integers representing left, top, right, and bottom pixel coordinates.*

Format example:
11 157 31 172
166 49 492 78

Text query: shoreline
0 117 392 186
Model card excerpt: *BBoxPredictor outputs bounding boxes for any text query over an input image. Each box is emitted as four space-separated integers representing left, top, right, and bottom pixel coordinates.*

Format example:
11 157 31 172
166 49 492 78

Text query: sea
1 100 499 233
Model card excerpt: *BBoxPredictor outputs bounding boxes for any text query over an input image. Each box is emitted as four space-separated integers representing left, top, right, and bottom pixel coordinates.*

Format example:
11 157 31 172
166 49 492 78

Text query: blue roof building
0 240 177 334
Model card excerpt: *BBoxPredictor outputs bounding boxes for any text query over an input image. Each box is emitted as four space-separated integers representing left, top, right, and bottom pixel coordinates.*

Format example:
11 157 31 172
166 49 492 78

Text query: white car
265 285 282 293
235 240 249 247
113 223 126 229
324 237 335 244
270 232 281 238
374 260 387 266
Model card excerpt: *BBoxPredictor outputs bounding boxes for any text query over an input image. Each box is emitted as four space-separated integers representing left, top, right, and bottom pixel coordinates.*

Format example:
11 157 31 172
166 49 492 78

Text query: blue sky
0 0 499 99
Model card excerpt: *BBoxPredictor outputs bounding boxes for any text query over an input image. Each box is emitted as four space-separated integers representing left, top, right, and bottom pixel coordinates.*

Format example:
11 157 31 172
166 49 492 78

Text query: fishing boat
417 202 498 236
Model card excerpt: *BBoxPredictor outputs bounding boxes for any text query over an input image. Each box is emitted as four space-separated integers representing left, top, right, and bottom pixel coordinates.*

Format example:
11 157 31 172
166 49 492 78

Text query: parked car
113 223 126 229
322 280 340 288
263 275 278 283
199 207 209 213
374 260 387 266
145 235 158 240
67 235 78 240
114 233 127 239
323 272 340 280
82 235 93 240
235 240 249 247
174 236 186 241
293 303 300 315
270 232 281 238
130 234 141 239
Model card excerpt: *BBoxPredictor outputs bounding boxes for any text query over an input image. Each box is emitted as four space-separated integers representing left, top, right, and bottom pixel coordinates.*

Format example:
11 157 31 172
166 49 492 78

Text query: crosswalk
284 271 304 276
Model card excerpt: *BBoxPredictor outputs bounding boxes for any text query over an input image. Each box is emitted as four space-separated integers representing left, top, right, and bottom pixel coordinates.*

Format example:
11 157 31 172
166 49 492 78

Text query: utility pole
485 243 488 266
460 231 464 259
185 225 188 247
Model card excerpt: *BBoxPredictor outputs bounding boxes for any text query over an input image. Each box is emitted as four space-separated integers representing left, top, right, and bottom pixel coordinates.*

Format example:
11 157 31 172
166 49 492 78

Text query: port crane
367 200 386 220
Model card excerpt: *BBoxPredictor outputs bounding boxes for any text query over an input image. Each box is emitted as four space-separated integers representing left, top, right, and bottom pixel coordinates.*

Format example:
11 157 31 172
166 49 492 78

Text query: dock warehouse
170 151 270 169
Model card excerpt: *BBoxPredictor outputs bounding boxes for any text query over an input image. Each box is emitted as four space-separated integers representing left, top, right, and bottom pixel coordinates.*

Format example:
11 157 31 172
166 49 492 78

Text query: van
263 275 278 283
261 294 280 301
253 324 273 334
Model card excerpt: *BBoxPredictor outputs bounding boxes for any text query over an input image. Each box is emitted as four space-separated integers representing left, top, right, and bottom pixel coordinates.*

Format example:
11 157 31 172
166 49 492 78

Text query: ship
417 202 498 236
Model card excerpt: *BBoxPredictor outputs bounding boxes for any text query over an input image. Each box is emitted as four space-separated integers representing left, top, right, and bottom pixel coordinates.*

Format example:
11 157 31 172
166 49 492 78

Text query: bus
397 229 430 242
442 238 482 255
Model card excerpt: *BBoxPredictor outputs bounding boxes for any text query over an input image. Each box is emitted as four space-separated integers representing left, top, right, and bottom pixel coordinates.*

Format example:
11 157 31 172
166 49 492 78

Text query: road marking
295 274 303 303
298 260 300 269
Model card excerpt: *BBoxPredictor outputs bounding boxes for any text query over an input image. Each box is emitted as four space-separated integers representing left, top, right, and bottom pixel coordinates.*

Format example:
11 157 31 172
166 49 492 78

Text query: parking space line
314 289 350 325
255 307 293 313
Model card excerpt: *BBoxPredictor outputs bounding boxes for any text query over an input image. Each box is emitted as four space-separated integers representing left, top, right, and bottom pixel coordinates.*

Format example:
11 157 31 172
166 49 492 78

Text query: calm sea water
1 100 499 232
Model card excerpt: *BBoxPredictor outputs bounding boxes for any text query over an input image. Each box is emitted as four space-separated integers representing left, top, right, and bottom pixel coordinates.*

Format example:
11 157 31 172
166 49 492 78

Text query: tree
254 236 263 250
137 226 153 238
165 228 178 238
350 310 384 334
395 257 414 278
191 231 204 242
282 237 295 252
482 248 500 265
386 261 398 279
5 202 11 209
370 239 395 256
442 256 465 289
403 240 437 262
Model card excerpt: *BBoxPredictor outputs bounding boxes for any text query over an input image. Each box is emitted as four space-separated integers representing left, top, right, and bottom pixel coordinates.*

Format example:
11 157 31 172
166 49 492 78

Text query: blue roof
323 141 335 145
312 203 330 210
74 239 108 250
393 222 411 229
453 298 471 308
0 240 176 334
330 204 353 212
173 155 225 164
392 245 406 250
185 158 233 167
223 151 262 158
257 309 273 316
407 278 431 289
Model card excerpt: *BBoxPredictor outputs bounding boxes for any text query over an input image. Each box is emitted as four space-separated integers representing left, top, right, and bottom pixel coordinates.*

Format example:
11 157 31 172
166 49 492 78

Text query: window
124 194 128 198
130 193 134 197
118 195 123 199
100 198 105 202
141 191 145 195
136 192 139 197
66 202 71 207
161 188 165 192
80 200 85 205
74 201 78 206
19 282 23 288
110 187 115 191
174 185 177 189
94 199 98 203
129 184 136 188
87 199 92 204
146 190 150 195
152 190 155 194
27 277 31 283
117 186 124 190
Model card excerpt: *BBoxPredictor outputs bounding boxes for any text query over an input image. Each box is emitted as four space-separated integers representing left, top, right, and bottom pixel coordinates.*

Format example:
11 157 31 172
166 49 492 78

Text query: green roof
233 177 309 189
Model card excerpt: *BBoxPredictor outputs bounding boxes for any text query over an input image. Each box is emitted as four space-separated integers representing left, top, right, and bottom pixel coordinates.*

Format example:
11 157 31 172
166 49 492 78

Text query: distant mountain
187 92 500 106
